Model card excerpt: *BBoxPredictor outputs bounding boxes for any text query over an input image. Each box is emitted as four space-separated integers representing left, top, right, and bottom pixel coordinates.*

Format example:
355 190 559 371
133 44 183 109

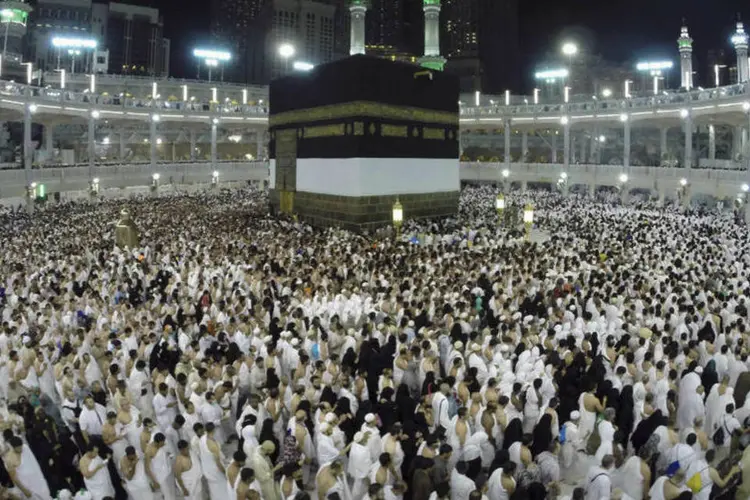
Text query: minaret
419 0 446 71
349 0 367 56
678 21 693 89
732 16 749 83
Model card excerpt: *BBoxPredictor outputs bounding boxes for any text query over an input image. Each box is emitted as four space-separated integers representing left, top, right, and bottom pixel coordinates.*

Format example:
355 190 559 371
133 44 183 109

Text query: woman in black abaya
503 418 524 451
529 413 553 458
616 385 635 447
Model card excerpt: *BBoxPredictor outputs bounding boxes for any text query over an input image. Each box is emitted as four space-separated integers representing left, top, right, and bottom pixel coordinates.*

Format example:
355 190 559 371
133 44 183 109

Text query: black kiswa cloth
270 55 458 115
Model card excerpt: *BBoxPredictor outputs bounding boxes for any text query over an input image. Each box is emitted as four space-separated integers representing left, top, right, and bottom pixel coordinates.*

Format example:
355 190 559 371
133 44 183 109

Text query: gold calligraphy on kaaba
423 128 446 140
304 124 346 138
381 125 408 137
269 101 458 128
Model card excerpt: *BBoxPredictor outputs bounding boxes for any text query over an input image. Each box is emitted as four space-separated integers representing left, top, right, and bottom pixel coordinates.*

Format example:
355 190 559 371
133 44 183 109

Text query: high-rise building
103 3 169 77
441 0 519 93
245 0 336 84
0 0 32 67
367 0 404 50
319 0 349 59
29 0 95 72
210 0 266 82
30 1 169 77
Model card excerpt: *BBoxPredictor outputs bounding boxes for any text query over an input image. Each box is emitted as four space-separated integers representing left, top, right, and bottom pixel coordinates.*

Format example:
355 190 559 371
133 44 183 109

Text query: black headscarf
630 409 667 453
503 418 523 451
530 413 553 458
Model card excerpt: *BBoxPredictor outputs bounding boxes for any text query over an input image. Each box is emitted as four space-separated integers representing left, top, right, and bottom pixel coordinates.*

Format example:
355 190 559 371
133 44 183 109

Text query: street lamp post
193 49 231 83
279 43 296 74
392 199 403 238
561 42 578 86
495 193 505 225
523 204 534 241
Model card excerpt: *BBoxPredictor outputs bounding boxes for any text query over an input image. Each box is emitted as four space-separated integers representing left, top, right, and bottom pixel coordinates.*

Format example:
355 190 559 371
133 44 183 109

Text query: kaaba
268 55 460 232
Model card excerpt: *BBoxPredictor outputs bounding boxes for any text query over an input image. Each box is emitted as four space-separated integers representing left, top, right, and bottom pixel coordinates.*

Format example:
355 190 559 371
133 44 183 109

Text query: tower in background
732 17 749 83
678 21 694 89
419 0 445 70
349 0 367 55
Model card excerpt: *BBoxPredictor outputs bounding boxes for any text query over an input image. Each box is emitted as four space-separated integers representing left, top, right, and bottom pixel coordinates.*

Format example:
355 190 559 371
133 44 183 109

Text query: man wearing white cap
361 413 382 463
561 411 582 482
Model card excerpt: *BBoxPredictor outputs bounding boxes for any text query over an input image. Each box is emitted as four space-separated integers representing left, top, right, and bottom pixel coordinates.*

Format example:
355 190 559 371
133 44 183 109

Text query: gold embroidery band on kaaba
270 101 458 128
381 124 408 138
304 124 347 138
423 127 446 140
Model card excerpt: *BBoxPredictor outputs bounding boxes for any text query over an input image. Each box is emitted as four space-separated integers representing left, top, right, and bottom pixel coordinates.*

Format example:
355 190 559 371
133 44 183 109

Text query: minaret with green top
349 0 367 56
419 0 446 71
678 20 693 89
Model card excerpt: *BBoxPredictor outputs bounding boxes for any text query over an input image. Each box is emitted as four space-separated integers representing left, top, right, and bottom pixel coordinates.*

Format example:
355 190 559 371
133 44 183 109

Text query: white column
623 119 631 170
684 113 693 172
211 122 218 167
579 132 587 163
570 135 577 163
119 128 126 160
44 125 54 164
521 131 528 160
23 104 32 187
349 4 367 56
732 127 742 161
504 119 511 169
563 124 570 171
551 134 558 163
150 119 157 170
88 114 95 180
590 127 598 165
256 130 264 160
709 124 716 162
660 127 668 164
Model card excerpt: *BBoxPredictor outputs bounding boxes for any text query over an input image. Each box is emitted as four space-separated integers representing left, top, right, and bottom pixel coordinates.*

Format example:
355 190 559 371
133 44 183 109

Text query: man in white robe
450 462 476 500
6 437 51 500
677 371 705 431
317 423 340 465
252 441 280 500
349 432 373 500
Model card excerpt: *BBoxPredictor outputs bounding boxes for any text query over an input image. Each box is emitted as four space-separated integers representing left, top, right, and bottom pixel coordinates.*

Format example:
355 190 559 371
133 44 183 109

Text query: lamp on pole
523 204 534 241
561 41 578 86
392 199 403 238
193 48 231 82
279 43 296 74
495 193 505 224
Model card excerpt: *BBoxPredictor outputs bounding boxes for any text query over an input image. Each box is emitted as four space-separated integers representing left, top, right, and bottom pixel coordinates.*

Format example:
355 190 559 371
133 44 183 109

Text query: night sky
135 0 750 89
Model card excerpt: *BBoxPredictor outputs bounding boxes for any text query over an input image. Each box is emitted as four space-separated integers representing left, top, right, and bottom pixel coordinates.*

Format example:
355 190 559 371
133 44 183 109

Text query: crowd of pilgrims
1 185 750 500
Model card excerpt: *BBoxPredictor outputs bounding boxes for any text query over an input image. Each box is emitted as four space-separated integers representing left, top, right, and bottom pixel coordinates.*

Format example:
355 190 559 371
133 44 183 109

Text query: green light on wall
0 9 29 26
421 60 445 71
424 0 441 4
37 184 45 198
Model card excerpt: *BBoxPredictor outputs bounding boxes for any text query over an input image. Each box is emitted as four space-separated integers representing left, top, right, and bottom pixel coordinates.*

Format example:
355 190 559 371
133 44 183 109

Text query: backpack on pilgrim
686 467 709 494
447 392 459 419
712 417 729 447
